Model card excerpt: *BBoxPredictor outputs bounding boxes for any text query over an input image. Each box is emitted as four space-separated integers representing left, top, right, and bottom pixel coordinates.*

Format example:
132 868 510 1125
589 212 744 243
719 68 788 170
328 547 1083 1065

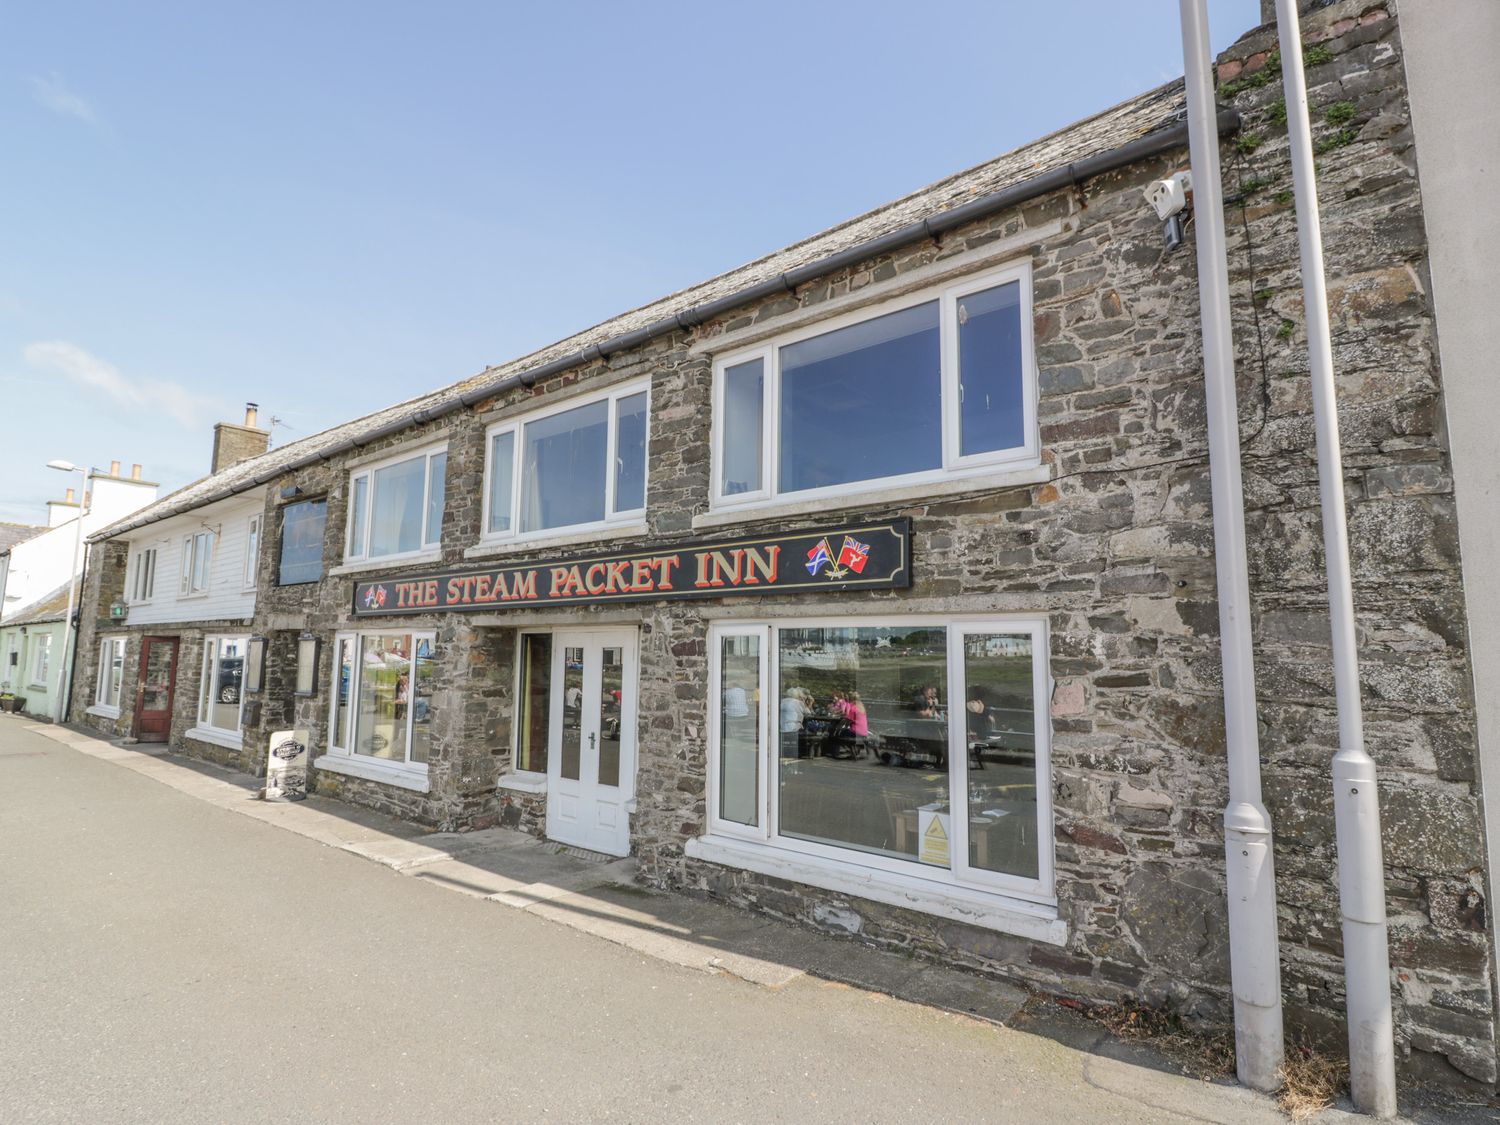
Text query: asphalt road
0 721 1307 1123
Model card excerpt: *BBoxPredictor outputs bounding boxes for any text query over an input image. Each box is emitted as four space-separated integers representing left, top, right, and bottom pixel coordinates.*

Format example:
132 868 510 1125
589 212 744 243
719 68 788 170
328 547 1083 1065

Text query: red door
135 636 179 743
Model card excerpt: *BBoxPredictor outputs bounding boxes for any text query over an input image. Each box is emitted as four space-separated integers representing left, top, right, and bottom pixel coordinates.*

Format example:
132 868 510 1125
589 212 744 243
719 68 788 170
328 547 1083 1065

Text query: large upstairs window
482 380 648 543
345 443 447 565
712 262 1036 509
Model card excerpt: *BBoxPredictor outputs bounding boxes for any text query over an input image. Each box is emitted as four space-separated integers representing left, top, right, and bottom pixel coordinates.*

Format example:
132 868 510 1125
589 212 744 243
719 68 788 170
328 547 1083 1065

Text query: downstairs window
705 617 1052 905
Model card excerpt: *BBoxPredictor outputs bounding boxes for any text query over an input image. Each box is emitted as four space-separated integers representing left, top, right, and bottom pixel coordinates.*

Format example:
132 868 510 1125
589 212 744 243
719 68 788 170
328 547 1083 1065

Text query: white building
0 462 158 720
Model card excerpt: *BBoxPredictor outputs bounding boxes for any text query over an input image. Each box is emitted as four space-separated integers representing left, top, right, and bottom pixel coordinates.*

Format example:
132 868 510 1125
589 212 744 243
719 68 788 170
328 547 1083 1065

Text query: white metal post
1274 1 1398 1115
1179 0 1285 1093
55 466 87 724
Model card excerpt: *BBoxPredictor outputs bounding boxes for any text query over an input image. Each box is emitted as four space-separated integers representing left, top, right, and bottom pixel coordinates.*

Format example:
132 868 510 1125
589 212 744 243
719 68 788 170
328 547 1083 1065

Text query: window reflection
777 626 950 864
963 634 1039 880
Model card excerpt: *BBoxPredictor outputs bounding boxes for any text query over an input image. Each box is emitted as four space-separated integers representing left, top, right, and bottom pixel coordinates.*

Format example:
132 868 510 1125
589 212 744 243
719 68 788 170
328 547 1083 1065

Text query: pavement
0 717 1484 1123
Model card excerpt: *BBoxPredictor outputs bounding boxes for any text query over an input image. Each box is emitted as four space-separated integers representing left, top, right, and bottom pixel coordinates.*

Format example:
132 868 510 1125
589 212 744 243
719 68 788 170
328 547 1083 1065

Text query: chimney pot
65 487 75 503
245 402 259 428
131 464 142 480
110 459 121 476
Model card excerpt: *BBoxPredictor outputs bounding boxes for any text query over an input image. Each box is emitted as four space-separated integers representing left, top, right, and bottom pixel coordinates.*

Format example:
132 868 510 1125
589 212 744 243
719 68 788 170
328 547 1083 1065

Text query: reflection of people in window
780 687 807 758
911 685 942 718
723 683 748 719
565 684 583 710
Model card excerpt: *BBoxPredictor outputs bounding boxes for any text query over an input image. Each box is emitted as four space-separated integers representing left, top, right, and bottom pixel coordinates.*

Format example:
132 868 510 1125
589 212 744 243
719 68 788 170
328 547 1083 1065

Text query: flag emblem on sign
837 536 870 574
363 584 388 610
806 538 834 576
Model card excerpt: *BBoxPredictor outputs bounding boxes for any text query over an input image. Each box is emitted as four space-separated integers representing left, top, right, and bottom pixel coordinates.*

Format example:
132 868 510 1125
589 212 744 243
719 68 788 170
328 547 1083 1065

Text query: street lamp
46 460 88 724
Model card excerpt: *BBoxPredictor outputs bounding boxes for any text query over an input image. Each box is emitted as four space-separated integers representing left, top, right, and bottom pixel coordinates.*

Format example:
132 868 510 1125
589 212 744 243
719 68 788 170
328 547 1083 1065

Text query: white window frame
709 261 1038 512
324 629 436 779
180 530 215 597
480 378 650 545
195 634 248 738
243 515 260 589
31 633 52 687
343 441 448 566
131 547 157 603
94 635 127 712
703 614 1055 911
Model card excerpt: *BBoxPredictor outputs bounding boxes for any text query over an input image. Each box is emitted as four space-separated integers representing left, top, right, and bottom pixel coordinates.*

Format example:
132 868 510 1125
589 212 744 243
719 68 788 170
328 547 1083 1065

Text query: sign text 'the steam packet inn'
351 520 911 616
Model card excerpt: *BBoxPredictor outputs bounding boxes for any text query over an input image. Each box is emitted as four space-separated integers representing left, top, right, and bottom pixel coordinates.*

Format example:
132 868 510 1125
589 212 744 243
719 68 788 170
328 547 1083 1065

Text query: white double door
546 628 637 857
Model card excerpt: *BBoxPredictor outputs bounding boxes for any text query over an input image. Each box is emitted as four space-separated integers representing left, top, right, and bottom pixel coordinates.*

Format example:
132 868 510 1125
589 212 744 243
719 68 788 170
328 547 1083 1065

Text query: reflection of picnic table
868 715 948 767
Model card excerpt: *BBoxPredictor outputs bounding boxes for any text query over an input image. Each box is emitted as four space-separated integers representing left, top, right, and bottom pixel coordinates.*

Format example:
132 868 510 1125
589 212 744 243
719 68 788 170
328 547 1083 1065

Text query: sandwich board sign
266 729 308 801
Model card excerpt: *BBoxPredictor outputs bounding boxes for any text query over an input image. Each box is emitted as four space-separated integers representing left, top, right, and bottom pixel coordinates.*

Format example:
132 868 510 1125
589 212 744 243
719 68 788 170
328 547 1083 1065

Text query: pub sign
351 519 911 616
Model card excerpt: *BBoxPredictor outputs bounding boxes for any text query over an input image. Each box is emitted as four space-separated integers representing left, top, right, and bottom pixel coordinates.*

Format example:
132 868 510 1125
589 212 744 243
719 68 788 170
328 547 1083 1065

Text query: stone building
69 0 1500 1090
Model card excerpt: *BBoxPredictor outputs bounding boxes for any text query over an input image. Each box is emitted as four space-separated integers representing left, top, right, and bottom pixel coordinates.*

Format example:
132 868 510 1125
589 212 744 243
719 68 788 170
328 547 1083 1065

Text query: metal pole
55 467 86 724
1179 0 1285 1093
1274 2 1397 1115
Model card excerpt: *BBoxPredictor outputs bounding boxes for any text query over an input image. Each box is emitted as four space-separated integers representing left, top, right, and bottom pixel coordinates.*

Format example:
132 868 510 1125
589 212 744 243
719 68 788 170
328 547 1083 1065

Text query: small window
180 531 215 596
712 263 1037 508
95 637 127 709
131 548 157 603
198 635 247 735
32 633 53 685
278 499 328 585
344 445 447 564
327 631 436 770
483 381 649 543
514 632 552 774
243 516 260 589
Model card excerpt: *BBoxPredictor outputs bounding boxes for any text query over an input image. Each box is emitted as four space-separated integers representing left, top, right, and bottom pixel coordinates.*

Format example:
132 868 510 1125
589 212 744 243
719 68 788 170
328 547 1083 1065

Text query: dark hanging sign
351 519 911 616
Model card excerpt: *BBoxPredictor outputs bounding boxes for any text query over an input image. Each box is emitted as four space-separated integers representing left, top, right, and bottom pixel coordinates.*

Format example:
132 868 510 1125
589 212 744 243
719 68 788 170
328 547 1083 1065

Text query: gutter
94 104 1239 543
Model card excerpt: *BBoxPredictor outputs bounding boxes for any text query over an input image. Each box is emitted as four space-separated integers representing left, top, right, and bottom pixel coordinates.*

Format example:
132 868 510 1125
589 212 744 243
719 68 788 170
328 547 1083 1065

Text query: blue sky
0 0 1257 522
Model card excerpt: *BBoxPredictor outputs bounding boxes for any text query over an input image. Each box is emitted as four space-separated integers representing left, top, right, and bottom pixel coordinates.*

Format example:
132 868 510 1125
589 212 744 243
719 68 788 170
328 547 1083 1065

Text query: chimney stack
131 464 142 480
65 488 75 503
110 459 121 477
211 401 271 474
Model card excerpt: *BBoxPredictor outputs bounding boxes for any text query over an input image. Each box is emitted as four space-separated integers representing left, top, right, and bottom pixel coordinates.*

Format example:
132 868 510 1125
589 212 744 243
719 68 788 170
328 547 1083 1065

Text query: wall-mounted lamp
295 632 320 696
245 635 268 694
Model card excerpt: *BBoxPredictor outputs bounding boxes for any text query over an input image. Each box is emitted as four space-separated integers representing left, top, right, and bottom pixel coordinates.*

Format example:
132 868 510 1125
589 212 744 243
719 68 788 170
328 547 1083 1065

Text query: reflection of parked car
217 657 243 703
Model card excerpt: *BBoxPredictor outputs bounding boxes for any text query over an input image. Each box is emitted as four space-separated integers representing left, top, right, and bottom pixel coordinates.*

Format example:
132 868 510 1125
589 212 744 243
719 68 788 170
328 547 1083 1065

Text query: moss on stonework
1303 44 1334 67
1235 132 1264 155
1315 127 1359 154
1272 190 1294 206
1324 101 1357 126
1268 99 1288 126
1240 177 1270 195
1276 318 1296 340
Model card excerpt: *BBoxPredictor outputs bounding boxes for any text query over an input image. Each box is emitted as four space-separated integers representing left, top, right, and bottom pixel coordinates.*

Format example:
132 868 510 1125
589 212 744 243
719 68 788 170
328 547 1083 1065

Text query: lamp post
46 460 88 723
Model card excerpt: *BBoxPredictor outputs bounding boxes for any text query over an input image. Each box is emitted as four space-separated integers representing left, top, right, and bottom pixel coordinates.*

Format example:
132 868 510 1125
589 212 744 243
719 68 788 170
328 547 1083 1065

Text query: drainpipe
1274 1 1397 1115
1179 0 1285 1093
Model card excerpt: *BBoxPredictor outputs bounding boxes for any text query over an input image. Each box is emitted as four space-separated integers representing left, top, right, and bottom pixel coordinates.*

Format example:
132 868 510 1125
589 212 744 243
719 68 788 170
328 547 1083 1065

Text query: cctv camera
1146 172 1193 221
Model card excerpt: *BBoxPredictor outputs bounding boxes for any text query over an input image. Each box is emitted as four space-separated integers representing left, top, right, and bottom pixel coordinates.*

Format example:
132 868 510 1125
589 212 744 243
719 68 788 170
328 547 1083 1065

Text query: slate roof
0 522 46 555
92 79 1191 544
4 581 72 627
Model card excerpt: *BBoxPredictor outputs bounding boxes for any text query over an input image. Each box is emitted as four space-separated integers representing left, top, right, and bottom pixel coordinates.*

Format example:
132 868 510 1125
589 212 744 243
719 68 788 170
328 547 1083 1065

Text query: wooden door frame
134 635 180 743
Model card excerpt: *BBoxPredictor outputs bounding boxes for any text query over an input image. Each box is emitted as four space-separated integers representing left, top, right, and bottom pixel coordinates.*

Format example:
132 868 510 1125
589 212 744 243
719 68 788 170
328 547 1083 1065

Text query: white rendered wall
1400 0 1500 996
121 494 263 627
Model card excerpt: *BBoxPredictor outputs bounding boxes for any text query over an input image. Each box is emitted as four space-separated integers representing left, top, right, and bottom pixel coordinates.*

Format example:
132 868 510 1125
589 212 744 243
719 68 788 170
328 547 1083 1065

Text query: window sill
86 704 122 720
497 771 547 794
694 463 1052 531
463 521 648 561
329 551 443 578
685 835 1067 946
185 726 244 751
313 752 430 793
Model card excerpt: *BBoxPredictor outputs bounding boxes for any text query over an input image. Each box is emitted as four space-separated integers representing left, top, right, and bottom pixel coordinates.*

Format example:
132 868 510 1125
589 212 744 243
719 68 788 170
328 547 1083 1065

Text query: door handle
589 732 597 749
